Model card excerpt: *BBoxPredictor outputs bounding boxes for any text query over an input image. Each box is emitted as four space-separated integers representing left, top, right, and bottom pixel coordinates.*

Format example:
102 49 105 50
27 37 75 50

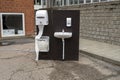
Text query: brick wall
0 0 35 38
53 1 120 46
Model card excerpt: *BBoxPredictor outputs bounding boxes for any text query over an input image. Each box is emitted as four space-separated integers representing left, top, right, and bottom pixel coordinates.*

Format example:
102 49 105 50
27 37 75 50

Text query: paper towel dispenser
36 10 49 25
35 10 49 60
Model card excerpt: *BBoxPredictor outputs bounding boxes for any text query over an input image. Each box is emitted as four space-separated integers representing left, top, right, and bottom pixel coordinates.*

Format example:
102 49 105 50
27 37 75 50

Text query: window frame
52 0 110 7
34 0 47 8
0 13 25 37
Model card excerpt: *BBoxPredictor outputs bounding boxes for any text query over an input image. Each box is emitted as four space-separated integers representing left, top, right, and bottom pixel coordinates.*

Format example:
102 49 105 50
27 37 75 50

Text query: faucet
62 29 64 32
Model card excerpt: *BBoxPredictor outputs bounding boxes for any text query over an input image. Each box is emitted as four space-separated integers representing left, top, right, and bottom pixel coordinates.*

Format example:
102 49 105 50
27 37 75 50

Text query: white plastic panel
37 36 49 52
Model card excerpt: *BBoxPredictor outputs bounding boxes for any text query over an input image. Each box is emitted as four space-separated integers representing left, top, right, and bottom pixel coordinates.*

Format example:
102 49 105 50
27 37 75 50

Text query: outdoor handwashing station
35 10 79 61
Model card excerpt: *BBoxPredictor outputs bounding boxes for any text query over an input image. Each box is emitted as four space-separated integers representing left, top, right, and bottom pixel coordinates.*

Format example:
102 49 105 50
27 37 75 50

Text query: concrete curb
0 41 15 46
80 50 120 66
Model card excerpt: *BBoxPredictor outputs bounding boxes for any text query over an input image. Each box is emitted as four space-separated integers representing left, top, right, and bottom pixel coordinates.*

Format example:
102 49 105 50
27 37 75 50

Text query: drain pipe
62 29 65 60
62 38 65 60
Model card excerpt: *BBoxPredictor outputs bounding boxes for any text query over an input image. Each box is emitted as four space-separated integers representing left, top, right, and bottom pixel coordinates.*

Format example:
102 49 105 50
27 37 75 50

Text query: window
53 0 57 6
34 0 47 9
64 0 67 5
79 0 84 3
86 0 91 3
53 0 62 6
69 0 74 5
0 13 25 37
74 0 78 4
93 0 99 2
58 0 62 6
101 0 107 1
43 0 45 5
52 0 111 7
34 0 41 5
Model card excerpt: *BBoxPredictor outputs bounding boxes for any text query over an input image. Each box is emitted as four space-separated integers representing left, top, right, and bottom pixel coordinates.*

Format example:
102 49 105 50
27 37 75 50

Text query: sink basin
54 32 72 39
54 29 72 60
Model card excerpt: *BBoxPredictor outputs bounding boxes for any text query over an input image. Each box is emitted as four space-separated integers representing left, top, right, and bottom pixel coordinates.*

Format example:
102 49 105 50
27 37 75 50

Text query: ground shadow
49 61 105 80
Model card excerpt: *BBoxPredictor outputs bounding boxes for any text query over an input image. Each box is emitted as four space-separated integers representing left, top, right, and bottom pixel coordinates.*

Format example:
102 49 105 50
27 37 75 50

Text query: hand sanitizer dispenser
35 10 49 61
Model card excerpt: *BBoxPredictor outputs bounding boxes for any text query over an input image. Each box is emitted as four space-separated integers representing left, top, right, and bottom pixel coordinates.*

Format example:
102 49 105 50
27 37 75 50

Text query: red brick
0 0 35 38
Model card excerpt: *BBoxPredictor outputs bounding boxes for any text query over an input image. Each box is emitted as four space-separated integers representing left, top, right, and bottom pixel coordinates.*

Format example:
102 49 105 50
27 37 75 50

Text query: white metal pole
62 38 65 60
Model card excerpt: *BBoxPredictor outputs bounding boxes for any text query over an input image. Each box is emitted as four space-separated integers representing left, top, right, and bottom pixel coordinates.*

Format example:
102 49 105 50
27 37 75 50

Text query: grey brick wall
53 1 120 46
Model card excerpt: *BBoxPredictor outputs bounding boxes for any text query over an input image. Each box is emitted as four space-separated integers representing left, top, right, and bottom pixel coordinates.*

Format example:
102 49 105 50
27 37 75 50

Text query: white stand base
35 25 44 61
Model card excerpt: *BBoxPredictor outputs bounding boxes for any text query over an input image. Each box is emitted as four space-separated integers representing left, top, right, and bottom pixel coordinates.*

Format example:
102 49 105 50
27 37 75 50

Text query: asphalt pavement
0 38 120 80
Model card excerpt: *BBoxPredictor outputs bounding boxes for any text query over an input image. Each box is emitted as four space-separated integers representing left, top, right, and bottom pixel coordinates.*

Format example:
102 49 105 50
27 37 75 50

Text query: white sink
54 29 72 60
54 30 72 39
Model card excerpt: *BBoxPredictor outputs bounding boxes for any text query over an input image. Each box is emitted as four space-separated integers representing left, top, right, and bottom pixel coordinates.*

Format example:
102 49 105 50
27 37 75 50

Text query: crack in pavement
98 73 120 80
24 63 55 73
8 64 54 80
6 54 55 80
8 69 24 80
29 72 34 80
99 71 120 80
70 71 80 80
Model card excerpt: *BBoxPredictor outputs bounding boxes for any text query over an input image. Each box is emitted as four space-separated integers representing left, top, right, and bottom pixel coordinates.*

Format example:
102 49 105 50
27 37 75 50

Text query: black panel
38 10 80 61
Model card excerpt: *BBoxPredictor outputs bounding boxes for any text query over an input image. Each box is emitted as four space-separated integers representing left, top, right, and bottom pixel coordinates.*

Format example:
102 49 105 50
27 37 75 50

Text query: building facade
0 0 35 39
35 0 120 46
34 0 117 9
